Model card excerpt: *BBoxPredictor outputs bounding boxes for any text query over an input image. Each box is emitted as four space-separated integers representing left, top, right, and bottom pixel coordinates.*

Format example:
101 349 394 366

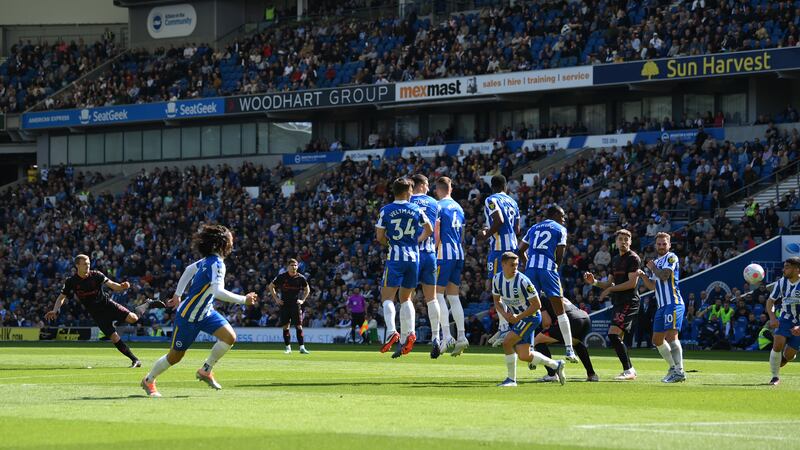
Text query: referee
583 229 642 381
269 258 310 354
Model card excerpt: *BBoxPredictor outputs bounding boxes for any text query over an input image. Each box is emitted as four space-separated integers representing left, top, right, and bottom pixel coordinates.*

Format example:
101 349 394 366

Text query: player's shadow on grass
237 380 498 388
74 395 192 400
700 382 774 387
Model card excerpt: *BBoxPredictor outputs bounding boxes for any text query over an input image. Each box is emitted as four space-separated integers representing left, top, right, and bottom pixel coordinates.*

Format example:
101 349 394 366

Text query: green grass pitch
0 342 797 449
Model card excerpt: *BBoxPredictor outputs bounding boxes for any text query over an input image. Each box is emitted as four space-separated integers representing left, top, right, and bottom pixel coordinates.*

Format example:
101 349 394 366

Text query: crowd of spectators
0 33 118 113
21 0 800 114
2 120 797 348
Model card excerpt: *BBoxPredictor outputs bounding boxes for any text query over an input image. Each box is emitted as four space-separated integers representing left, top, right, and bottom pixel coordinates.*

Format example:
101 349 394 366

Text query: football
743 263 765 285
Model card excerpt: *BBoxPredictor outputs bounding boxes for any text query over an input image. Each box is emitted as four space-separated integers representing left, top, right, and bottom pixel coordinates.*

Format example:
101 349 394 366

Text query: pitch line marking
575 420 800 429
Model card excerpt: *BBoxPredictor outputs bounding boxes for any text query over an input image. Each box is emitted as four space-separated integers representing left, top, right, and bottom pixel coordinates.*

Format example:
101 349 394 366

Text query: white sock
426 299 441 341
382 300 397 335
202 341 232 371
505 353 517 380
146 355 171 382
557 313 574 350
498 304 509 331
531 350 559 370
447 295 465 340
669 339 683 371
399 301 415 340
770 350 782 378
437 293 452 340
657 342 675 369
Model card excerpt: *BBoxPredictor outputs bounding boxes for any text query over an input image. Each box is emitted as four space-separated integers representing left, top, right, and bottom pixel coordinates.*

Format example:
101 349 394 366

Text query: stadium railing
25 49 132 113
722 158 800 210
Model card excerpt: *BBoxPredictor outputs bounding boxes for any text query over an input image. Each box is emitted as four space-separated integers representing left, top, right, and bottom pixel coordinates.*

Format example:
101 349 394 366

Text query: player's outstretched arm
104 279 131 292
638 270 656 290
209 261 248 304
583 272 611 289
44 294 67 321
603 271 639 294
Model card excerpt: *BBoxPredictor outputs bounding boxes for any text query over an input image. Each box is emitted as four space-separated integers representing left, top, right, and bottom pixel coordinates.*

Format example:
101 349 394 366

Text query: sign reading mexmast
395 66 592 102
21 98 224 129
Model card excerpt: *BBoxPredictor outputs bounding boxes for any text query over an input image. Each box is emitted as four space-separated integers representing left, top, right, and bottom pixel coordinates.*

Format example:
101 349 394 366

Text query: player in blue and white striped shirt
638 232 686 383
518 205 578 363
766 256 800 385
478 175 520 345
410 174 443 358
434 176 468 357
141 224 258 397
493 252 566 387
376 177 433 358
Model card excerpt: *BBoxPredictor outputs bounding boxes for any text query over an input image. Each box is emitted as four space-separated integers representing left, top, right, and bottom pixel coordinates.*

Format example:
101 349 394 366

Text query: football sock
282 328 291 346
437 293 452 340
146 355 171 382
382 300 397 335
669 339 684 371
427 299 441 340
202 341 232 372
534 343 557 376
505 353 517 381
657 342 675 368
557 313 574 351
770 350 782 378
399 301 415 340
447 295 465 340
609 334 632 371
531 351 559 370
574 342 596 376
113 339 138 363
295 326 304 346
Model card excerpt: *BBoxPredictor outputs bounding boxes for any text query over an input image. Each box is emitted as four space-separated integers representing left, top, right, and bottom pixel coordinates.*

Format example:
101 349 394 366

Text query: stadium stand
0 37 119 113
2 117 797 348
22 0 800 125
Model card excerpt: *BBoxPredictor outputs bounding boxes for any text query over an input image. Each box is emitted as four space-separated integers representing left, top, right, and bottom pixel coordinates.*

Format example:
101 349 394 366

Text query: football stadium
1 0 800 448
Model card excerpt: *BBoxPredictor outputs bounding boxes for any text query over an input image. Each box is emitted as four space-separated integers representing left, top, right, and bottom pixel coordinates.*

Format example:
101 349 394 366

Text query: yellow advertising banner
0 327 40 341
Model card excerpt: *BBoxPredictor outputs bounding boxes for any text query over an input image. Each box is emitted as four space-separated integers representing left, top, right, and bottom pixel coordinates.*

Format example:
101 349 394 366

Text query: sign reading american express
22 98 224 129
593 47 800 85
227 85 394 113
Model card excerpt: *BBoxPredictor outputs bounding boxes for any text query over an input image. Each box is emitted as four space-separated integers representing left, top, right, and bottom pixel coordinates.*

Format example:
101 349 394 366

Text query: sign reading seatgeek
147 3 197 39
593 47 800 85
226 85 394 114
22 98 224 129
395 67 592 102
